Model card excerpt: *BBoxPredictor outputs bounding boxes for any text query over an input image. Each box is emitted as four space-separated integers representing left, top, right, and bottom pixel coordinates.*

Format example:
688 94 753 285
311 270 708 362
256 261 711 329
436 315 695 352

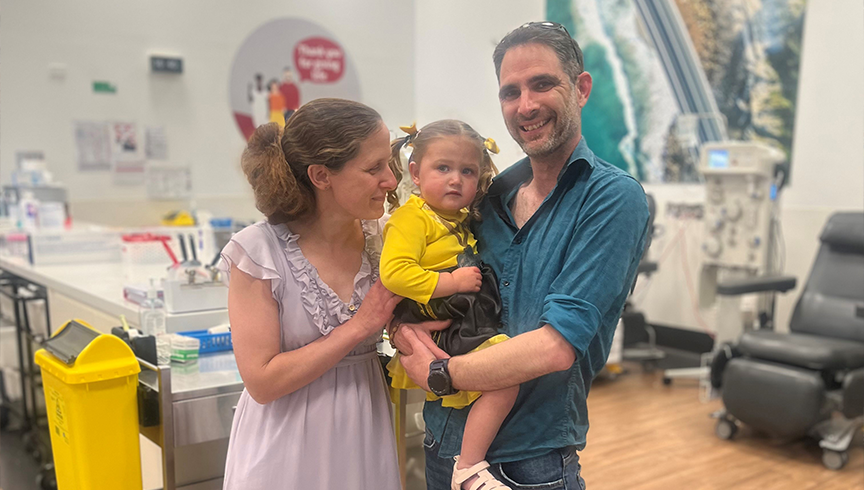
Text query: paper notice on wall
74 121 111 171
110 121 142 163
145 126 168 160
113 160 146 186
147 165 192 200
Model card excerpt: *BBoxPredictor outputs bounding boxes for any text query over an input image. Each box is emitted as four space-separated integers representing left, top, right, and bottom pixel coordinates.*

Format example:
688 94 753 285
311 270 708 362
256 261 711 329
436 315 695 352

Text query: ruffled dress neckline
271 220 382 336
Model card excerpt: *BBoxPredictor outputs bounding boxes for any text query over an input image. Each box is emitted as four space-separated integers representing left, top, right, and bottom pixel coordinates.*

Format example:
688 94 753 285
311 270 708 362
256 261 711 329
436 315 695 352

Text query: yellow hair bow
399 122 418 136
484 137 500 154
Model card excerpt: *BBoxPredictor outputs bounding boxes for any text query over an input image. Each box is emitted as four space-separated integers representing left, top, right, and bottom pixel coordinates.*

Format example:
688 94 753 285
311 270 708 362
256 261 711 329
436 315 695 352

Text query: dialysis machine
701 143 784 282
663 141 792 392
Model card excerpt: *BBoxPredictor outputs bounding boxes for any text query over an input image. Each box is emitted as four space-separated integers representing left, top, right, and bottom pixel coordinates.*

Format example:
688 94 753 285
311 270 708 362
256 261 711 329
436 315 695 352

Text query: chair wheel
715 418 737 440
662 377 672 386
822 450 848 471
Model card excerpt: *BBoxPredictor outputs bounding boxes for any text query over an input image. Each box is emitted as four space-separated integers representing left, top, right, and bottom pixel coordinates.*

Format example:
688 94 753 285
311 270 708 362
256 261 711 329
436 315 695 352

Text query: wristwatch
428 359 456 397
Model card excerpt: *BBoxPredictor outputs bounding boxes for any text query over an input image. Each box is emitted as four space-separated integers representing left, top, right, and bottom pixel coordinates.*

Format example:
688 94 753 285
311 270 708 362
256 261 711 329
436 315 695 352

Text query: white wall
414 0 545 170
0 0 414 220
633 0 864 334
771 0 864 331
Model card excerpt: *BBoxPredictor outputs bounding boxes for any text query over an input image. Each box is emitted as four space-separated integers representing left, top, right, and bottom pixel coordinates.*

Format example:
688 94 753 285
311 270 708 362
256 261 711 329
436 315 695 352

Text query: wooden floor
579 365 864 490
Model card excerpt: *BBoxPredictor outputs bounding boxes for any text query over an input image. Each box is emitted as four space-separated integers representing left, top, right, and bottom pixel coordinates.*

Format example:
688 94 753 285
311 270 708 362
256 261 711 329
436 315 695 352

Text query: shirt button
513 236 522 244
348 304 357 312
503 281 510 287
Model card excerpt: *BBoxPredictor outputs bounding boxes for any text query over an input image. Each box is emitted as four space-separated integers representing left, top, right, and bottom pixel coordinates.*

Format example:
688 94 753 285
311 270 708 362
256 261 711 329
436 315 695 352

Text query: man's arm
397 323 573 392
396 175 649 391
450 324 574 391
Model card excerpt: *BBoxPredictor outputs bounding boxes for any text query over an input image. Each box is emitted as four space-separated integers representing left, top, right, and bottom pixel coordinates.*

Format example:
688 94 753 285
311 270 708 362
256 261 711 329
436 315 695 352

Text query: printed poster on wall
111 122 145 185
547 0 806 183
147 165 192 200
110 122 141 162
145 126 168 160
74 121 112 171
228 18 362 140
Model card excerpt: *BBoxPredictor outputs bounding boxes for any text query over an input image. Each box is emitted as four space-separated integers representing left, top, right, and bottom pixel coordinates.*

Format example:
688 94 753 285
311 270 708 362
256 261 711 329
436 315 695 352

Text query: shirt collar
408 195 469 224
487 137 596 197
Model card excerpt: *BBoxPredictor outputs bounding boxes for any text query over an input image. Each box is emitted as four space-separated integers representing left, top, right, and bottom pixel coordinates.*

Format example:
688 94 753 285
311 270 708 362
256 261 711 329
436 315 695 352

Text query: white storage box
28 229 121 265
163 279 228 314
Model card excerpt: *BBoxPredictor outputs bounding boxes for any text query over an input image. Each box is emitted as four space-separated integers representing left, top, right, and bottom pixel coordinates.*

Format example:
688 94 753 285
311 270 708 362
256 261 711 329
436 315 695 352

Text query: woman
221 98 402 489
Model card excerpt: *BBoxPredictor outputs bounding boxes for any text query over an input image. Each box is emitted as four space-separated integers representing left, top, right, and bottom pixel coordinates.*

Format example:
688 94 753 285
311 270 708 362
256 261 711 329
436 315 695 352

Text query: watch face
428 371 449 395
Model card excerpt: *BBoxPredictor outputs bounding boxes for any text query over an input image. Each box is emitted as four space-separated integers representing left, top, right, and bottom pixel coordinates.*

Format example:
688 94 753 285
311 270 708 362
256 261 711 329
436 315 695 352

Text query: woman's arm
229 265 400 404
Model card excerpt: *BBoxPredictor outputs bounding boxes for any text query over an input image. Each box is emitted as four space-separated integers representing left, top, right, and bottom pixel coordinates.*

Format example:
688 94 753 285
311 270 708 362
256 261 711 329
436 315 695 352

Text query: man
394 22 650 489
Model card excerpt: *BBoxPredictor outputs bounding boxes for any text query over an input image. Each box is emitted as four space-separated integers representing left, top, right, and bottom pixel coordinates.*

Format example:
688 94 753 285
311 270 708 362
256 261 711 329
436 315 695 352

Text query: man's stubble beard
511 91 581 159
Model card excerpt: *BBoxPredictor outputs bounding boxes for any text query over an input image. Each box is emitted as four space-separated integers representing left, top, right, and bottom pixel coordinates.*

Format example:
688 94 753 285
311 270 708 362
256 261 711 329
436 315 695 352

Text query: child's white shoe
451 455 512 490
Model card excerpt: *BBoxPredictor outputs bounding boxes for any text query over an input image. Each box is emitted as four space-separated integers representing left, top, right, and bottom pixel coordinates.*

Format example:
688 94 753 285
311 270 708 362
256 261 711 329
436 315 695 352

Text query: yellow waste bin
34 319 142 490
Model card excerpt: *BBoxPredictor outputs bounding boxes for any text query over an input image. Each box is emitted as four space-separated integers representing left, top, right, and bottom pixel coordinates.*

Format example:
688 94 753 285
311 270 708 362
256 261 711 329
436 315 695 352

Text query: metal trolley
0 270 56 488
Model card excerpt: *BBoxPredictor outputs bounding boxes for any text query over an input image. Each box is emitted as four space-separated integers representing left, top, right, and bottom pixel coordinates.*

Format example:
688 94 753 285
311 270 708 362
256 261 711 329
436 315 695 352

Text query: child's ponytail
385 135 411 212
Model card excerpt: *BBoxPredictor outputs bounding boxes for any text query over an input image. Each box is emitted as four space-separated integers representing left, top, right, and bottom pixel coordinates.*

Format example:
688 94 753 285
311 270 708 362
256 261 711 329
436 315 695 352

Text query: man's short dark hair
493 22 584 84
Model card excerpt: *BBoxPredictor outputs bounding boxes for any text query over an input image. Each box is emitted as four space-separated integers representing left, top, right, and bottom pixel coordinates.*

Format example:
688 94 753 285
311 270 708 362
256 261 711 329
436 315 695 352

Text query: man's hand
391 319 450 355
397 326 450 391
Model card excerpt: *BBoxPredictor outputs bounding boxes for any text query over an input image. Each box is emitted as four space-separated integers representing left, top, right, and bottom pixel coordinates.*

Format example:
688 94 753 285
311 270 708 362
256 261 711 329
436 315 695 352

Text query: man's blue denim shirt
423 138 650 463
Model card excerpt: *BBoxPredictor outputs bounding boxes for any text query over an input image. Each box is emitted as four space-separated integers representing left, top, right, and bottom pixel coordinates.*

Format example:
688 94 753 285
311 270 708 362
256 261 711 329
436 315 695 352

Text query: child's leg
458 386 519 468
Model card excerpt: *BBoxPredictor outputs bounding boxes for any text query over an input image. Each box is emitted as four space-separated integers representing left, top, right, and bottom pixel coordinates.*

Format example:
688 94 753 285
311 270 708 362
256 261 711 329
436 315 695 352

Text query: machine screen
708 149 729 169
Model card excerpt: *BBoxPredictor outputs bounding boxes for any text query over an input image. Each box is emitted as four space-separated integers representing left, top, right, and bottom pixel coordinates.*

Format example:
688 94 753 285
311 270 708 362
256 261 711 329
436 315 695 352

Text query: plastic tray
177 329 233 353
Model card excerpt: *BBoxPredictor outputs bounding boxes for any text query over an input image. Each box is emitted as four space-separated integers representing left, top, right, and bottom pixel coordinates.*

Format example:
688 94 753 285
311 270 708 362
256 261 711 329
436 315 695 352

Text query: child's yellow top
380 195 477 305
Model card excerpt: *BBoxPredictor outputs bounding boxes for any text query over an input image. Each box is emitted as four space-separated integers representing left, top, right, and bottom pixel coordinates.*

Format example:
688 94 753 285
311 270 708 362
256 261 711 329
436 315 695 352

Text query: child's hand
452 267 482 293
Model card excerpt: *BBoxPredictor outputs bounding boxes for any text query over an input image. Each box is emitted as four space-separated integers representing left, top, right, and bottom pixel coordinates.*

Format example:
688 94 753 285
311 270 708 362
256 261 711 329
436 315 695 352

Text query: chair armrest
716 275 797 296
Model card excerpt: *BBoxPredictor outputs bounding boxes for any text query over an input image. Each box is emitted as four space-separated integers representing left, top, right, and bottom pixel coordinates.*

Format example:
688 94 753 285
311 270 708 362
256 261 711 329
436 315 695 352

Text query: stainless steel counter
138 351 243 490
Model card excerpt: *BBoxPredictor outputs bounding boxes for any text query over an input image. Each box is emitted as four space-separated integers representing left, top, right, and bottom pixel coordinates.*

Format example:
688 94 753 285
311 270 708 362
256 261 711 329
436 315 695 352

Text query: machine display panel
708 149 730 169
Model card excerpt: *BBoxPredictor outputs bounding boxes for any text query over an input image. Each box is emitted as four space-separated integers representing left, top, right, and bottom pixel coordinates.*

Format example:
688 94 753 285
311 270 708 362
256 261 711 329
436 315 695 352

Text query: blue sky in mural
547 0 806 183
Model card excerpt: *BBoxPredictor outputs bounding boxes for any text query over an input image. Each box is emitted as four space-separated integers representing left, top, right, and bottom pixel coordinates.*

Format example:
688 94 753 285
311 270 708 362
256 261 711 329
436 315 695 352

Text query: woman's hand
351 280 402 339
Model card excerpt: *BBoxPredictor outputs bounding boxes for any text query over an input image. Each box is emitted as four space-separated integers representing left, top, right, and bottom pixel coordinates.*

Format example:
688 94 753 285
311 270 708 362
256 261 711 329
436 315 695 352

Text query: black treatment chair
711 212 864 470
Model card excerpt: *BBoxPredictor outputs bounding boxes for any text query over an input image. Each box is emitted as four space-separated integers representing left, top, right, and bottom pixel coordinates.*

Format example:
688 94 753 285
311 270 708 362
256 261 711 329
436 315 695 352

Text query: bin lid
34 320 140 385
43 320 99 365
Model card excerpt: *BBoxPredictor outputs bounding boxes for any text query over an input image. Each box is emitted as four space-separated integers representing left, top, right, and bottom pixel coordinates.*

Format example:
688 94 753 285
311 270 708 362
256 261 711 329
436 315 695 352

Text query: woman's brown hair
241 98 383 223
386 119 498 221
